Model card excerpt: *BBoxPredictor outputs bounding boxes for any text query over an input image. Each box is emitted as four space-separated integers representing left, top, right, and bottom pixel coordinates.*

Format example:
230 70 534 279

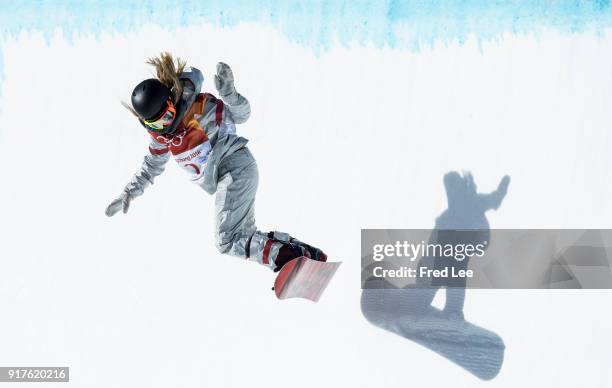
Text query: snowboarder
105 52 327 273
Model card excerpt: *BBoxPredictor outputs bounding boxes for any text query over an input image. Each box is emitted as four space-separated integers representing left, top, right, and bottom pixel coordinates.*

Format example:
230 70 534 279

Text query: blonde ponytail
146 52 186 104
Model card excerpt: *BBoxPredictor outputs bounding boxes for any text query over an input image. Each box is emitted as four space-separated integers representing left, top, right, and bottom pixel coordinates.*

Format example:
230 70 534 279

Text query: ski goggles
143 100 176 132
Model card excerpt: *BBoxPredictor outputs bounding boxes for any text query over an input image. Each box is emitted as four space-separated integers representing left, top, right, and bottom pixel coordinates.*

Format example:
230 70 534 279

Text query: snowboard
273 256 341 302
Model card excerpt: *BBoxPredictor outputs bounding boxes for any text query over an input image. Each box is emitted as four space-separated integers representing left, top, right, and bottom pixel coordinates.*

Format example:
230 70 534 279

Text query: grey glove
214 62 236 99
105 190 133 217
213 62 250 123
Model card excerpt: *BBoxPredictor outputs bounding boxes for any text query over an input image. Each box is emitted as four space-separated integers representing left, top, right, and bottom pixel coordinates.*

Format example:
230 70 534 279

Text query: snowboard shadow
361 286 505 380
361 171 510 380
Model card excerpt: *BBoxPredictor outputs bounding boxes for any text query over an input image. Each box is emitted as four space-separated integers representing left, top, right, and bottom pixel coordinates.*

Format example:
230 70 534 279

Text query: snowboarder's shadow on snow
361 171 510 380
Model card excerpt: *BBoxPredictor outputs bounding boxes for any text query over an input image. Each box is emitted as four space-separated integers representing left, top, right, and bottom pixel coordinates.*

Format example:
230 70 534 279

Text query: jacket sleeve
124 137 170 198
220 88 251 124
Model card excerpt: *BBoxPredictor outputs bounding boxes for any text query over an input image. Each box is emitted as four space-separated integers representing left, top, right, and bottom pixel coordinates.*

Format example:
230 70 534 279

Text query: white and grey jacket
123 66 251 197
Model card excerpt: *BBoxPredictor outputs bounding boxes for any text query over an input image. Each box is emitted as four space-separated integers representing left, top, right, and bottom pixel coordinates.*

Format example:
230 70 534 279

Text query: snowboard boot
264 232 327 272
246 231 327 271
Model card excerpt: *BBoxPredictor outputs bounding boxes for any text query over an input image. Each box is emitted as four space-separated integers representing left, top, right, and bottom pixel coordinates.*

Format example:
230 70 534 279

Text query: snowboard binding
266 232 327 273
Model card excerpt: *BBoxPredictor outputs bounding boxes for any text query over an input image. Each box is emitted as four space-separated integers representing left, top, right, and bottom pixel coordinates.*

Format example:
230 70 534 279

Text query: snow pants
214 147 285 270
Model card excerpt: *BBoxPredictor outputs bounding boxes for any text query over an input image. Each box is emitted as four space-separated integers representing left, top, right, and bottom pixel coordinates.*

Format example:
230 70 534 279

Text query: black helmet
131 79 171 120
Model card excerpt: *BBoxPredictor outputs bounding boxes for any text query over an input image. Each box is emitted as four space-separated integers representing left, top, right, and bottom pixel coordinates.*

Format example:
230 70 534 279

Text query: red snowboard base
273 256 341 302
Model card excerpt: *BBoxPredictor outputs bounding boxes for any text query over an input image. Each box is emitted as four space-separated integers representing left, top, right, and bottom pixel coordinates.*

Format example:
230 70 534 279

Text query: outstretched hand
105 191 132 217
497 175 511 195
214 62 235 98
